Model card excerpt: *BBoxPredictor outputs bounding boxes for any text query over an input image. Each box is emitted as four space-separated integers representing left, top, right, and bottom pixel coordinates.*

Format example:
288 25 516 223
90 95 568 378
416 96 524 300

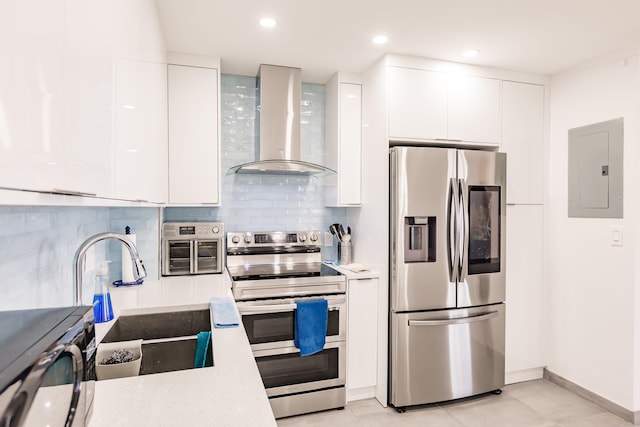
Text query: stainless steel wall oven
227 230 347 419
162 222 224 276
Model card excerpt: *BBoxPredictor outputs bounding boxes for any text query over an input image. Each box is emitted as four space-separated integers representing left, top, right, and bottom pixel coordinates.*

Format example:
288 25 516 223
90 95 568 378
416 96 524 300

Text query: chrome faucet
73 232 147 306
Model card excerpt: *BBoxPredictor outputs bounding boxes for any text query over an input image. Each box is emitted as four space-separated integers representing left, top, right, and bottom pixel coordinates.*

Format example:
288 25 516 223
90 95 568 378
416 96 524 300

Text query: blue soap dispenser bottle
93 262 114 323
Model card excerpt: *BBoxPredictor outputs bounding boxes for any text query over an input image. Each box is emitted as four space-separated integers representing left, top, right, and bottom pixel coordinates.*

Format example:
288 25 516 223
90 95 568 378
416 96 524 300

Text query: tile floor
277 380 633 427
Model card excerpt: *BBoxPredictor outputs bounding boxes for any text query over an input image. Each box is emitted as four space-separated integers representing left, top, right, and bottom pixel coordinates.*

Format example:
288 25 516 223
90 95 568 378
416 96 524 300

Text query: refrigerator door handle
190 241 196 274
408 310 499 326
448 177 459 282
458 178 468 282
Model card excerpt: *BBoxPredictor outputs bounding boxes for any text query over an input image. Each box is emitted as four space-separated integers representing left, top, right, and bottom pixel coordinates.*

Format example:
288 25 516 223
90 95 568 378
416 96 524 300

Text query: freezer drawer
389 304 505 407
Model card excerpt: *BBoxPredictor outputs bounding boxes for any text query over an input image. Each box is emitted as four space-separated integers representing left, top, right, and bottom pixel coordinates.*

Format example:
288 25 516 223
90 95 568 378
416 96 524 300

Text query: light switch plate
611 226 623 246
324 232 333 247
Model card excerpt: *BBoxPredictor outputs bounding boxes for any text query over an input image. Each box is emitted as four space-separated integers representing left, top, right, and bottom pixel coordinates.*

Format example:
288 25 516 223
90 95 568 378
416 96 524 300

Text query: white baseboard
544 368 639 425
505 367 544 385
347 386 376 402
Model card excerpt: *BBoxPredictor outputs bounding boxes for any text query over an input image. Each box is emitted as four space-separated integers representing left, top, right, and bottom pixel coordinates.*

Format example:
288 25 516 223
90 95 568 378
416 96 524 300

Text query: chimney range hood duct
227 64 335 176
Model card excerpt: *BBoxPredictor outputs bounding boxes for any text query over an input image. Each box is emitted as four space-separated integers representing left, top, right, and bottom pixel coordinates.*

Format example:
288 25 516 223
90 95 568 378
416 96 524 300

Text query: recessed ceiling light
462 49 479 58
260 18 276 28
372 35 388 45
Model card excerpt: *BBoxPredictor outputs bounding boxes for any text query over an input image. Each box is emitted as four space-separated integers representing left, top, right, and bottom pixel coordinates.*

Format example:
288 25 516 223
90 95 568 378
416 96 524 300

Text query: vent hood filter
227 159 334 176
227 64 335 176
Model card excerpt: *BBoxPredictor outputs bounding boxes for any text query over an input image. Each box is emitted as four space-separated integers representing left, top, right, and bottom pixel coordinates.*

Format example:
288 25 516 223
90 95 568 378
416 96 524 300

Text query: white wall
546 49 640 410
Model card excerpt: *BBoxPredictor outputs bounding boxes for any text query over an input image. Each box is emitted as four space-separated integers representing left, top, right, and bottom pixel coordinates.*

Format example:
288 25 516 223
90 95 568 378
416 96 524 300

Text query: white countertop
89 274 277 427
325 262 380 280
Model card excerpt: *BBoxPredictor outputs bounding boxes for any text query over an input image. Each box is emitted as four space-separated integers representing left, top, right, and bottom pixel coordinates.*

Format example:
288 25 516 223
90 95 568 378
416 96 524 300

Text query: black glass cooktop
230 263 342 282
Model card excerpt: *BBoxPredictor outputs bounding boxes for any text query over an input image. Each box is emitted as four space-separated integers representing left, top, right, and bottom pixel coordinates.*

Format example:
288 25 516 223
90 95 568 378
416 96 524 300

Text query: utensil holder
338 242 352 265
96 339 142 380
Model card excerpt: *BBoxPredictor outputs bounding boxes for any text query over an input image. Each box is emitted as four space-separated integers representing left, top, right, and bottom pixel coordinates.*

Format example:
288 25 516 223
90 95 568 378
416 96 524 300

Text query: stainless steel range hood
227 64 335 176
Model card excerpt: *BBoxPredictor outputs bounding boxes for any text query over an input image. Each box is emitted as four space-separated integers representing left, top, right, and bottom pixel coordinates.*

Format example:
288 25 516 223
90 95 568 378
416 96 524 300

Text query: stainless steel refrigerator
389 146 506 409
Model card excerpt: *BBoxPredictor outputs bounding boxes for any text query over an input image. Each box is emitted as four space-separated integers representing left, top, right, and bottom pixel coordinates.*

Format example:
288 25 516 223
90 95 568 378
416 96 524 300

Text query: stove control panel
162 222 224 239
227 230 322 249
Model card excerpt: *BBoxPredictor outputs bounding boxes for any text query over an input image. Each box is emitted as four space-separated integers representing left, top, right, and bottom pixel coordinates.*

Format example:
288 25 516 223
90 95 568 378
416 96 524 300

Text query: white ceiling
154 0 640 83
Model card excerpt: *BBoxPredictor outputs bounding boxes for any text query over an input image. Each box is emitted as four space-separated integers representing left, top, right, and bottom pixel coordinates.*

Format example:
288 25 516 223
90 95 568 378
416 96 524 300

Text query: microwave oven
0 306 96 427
161 222 224 276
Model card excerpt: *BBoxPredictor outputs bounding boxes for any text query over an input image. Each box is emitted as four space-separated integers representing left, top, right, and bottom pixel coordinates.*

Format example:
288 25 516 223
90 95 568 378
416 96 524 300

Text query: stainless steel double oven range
227 230 347 419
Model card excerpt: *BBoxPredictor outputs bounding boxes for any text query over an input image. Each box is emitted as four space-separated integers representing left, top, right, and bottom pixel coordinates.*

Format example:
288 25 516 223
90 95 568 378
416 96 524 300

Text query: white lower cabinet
505 204 544 383
347 276 378 400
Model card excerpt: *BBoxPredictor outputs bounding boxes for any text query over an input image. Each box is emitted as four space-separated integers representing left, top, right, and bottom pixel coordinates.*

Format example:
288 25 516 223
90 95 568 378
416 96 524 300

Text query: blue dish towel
194 331 212 368
210 297 240 328
294 299 328 357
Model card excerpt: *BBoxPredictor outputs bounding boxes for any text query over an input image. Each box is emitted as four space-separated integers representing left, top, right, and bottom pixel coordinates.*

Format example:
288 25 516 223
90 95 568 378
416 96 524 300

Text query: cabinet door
501 81 544 204
63 0 113 197
447 74 501 144
0 0 66 193
505 205 543 374
347 277 378 390
167 64 220 205
338 83 362 205
113 59 167 202
388 67 447 141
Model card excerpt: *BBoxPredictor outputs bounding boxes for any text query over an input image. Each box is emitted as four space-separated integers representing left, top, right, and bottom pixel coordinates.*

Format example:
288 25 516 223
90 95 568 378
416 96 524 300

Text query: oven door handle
237 304 342 314
239 304 297 313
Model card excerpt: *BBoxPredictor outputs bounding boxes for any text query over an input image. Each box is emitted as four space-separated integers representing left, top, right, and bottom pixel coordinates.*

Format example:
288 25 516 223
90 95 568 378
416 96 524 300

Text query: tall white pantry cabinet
501 81 545 383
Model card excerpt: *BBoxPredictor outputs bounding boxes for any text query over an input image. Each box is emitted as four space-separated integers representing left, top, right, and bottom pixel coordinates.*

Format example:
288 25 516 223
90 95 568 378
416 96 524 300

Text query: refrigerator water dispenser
404 216 436 263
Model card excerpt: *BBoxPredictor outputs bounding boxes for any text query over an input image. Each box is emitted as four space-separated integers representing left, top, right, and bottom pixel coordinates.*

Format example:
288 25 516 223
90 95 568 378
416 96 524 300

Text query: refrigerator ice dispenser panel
404 216 436 263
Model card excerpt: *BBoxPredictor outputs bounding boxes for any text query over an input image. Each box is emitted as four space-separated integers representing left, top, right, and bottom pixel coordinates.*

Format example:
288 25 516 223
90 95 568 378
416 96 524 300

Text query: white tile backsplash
0 207 110 310
0 206 160 310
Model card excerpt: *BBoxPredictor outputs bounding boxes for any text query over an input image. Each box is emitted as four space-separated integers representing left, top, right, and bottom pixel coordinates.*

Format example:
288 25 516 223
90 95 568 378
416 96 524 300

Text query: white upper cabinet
111 0 168 203
63 0 114 198
501 81 544 204
325 73 362 206
113 60 168 203
167 59 220 205
388 66 500 146
447 74 501 144
0 0 168 204
0 0 67 194
388 67 447 141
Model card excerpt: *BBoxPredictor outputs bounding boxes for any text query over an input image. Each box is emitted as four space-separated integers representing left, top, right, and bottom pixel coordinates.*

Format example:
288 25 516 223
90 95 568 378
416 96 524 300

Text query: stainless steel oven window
242 309 341 345
257 348 339 388
236 295 347 350
253 341 346 397
166 241 191 275
195 240 219 273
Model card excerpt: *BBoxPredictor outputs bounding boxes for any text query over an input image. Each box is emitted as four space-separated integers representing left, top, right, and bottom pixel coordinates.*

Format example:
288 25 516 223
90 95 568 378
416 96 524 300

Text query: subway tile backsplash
0 206 161 310
0 207 111 310
0 74 346 310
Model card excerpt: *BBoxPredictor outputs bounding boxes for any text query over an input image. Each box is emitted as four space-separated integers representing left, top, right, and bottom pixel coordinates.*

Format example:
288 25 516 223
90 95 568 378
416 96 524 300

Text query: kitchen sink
101 308 213 375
